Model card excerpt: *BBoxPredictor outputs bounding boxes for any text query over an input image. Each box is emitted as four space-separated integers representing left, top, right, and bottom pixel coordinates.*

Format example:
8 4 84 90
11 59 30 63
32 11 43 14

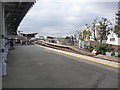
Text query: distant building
39 36 45 40
106 32 120 45
80 29 91 41
46 36 57 43
102 2 120 46
106 2 120 46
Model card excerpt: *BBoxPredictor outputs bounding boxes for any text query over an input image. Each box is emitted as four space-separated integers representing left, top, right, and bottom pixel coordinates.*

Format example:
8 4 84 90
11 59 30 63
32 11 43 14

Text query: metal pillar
0 1 3 77
4 28 8 62
0 2 2 89
0 2 7 76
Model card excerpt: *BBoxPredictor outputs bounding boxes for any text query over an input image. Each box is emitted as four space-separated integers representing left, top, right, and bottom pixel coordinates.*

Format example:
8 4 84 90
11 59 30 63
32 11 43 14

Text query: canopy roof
4 2 35 35
20 32 38 37
20 32 37 35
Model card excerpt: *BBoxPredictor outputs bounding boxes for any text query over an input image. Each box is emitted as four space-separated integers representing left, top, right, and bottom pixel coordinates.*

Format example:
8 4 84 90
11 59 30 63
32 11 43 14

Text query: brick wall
89 41 120 53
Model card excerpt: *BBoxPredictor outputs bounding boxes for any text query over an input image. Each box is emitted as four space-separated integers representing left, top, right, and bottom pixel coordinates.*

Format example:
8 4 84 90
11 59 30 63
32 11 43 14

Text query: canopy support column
0 1 7 77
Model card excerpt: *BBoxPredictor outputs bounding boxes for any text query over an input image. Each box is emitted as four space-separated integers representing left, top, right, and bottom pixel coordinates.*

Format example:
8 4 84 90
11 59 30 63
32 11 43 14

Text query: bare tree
114 25 120 37
91 18 98 41
91 18 113 42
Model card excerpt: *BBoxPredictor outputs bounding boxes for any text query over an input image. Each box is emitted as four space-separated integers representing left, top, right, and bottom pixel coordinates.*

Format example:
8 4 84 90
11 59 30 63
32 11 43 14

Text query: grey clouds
18 1 118 37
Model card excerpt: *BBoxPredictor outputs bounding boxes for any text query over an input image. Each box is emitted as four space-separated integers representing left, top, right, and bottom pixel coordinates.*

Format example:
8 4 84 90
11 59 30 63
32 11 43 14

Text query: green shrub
113 53 120 57
116 53 120 57
95 43 112 55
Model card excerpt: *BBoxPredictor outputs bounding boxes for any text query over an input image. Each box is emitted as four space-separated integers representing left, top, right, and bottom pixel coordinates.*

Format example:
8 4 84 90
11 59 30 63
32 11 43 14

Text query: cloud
18 1 118 37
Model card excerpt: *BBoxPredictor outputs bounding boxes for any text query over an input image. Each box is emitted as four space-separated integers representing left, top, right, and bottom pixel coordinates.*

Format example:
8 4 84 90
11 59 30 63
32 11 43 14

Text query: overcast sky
18 0 118 37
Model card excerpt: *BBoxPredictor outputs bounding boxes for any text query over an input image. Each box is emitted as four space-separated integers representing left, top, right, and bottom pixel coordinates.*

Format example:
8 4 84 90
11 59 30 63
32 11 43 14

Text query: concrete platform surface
2 45 119 88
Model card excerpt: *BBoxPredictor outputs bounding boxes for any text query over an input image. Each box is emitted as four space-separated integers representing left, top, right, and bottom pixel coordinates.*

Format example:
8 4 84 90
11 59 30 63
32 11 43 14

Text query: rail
35 40 93 56
35 40 119 63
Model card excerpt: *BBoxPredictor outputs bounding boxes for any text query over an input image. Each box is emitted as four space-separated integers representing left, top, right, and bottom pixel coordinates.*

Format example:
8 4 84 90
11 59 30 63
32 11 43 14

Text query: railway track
35 41 119 63
35 41 96 56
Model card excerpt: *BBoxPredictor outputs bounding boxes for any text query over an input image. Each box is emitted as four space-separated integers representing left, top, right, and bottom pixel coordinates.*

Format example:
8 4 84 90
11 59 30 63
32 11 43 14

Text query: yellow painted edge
35 44 120 68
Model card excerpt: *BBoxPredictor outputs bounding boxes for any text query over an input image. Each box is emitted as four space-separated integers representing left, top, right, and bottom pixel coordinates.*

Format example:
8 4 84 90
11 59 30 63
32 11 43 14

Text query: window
110 38 115 41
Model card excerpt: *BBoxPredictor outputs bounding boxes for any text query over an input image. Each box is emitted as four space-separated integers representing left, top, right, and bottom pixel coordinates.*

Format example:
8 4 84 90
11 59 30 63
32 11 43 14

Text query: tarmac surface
2 45 119 88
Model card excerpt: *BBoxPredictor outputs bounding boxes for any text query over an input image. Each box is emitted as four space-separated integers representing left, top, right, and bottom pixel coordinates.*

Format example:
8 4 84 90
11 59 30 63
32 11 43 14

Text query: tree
114 25 120 37
95 43 112 55
91 18 98 41
91 18 113 42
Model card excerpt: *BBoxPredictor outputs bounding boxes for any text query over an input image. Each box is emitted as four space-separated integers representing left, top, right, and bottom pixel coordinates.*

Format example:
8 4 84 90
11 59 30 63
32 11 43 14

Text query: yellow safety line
35 44 120 68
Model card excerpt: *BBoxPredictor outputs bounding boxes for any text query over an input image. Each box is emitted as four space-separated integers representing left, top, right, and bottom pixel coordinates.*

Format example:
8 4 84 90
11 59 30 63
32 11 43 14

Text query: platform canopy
20 32 38 38
4 2 35 35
